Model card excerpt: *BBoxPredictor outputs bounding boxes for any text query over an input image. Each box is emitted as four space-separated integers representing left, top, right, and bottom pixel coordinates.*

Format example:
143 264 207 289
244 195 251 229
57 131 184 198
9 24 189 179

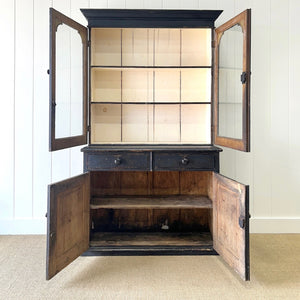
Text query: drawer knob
114 158 121 165
181 157 189 165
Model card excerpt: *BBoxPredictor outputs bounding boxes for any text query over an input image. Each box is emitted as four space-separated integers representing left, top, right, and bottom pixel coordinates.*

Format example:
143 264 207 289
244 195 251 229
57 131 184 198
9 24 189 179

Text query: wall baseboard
0 218 299 234
250 217 300 233
0 219 46 234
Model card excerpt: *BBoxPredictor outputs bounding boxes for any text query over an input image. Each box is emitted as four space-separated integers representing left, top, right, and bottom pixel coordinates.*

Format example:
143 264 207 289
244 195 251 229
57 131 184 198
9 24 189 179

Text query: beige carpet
0 235 299 300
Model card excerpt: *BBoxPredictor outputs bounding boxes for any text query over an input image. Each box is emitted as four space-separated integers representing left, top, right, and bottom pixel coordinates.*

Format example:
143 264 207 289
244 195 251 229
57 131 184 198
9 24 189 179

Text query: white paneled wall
0 0 299 233
218 0 300 233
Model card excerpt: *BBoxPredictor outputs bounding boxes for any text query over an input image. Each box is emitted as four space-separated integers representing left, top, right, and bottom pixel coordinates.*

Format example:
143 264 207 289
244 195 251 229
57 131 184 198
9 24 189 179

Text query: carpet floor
0 234 299 300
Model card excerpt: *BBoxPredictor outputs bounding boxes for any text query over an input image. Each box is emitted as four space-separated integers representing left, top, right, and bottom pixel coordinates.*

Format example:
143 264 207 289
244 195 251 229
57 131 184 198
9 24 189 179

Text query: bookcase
47 8 251 281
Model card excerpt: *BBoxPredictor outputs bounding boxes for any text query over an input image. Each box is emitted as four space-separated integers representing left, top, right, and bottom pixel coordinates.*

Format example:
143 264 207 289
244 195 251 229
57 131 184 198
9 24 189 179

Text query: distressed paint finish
82 148 220 172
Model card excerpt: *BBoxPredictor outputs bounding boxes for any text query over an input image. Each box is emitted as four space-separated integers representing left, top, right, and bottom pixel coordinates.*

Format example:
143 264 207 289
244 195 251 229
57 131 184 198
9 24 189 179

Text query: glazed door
46 173 90 280
212 172 250 281
49 8 88 151
213 9 251 152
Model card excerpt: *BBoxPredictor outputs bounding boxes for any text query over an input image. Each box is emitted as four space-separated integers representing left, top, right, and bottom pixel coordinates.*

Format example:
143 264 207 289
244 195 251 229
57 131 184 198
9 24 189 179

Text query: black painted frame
81 9 222 28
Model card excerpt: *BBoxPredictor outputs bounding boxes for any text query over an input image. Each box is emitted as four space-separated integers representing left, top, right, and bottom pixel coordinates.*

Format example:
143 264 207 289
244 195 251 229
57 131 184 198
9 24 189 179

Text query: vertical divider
147 170 154 227
121 28 123 142
148 170 153 194
211 28 214 144
147 29 150 142
178 171 182 222
179 29 182 142
153 29 156 142
88 28 92 145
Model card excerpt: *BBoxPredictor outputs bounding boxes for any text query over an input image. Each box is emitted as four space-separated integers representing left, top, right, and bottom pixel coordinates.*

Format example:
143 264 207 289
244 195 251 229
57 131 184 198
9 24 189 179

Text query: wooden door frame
213 9 251 152
49 8 88 151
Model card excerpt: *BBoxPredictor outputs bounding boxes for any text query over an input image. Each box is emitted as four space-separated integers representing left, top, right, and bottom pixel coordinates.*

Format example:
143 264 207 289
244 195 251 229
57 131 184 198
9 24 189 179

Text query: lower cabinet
46 170 249 281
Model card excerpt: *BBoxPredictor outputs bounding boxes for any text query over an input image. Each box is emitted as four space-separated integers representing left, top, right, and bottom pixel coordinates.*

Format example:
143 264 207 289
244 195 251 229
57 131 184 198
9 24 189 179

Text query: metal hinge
239 216 245 229
87 40 91 47
87 125 91 132
211 40 216 48
241 72 247 84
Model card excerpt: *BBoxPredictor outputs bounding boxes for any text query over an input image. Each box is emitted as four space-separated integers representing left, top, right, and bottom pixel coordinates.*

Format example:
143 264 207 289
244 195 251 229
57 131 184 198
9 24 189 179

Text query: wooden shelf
91 101 211 105
219 66 243 70
90 195 212 209
90 65 212 69
90 232 212 247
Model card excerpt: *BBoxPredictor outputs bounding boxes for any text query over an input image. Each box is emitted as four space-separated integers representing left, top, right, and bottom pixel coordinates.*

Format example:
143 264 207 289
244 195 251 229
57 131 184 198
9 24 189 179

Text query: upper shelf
90 66 212 69
91 101 211 105
90 27 212 67
81 9 223 28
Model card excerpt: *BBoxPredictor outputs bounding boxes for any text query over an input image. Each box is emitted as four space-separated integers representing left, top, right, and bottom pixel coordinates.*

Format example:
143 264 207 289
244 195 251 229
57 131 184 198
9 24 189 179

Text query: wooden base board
85 232 215 256
83 247 217 256
90 231 212 247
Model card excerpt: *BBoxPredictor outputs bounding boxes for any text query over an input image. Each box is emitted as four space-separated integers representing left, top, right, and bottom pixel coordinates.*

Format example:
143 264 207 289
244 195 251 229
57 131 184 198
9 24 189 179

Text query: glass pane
218 24 243 139
55 24 83 138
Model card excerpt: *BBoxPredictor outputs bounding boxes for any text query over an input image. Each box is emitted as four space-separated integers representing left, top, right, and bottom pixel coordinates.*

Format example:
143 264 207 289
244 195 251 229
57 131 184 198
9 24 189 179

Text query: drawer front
85 152 150 171
153 152 217 171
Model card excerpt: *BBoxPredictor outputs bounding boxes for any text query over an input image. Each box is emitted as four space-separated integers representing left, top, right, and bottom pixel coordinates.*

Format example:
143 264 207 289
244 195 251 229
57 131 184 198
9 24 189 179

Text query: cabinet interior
90 171 213 248
90 28 212 145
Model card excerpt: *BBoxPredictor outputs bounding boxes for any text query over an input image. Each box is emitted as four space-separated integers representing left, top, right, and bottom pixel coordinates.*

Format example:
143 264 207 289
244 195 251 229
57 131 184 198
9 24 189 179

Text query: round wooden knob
114 158 121 165
181 157 189 165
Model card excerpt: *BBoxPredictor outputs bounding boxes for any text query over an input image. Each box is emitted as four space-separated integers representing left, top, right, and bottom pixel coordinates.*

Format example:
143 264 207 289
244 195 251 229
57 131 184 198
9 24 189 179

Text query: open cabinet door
46 173 90 280
49 8 88 151
212 172 250 280
213 9 251 152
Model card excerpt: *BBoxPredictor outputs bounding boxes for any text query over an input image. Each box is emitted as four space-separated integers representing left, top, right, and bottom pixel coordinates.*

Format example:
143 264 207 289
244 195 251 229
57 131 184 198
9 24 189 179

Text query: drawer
153 152 217 171
85 152 150 171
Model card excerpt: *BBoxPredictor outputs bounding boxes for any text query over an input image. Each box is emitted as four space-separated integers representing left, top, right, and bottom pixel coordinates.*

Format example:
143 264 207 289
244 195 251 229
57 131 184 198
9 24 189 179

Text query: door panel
49 8 88 151
212 172 249 280
46 173 90 280
213 9 251 152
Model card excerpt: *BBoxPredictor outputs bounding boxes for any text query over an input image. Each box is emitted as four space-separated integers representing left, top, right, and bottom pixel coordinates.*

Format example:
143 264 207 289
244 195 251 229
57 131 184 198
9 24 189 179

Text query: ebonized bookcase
47 8 251 281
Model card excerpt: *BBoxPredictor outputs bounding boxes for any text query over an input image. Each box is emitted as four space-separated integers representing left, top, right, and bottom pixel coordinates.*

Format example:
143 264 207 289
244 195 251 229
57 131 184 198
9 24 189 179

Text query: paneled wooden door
212 172 250 280
46 173 90 280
